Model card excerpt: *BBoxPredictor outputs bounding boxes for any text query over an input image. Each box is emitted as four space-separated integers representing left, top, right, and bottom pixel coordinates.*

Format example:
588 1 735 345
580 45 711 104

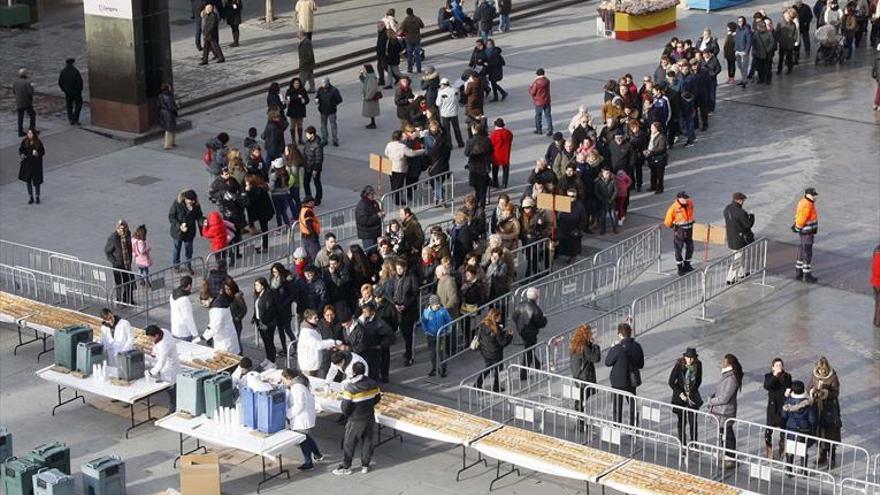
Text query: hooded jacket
782 392 816 433
340 374 381 421
201 211 230 251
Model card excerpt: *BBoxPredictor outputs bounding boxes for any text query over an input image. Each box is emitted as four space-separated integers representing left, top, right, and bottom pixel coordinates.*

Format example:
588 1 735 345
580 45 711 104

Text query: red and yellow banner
614 6 676 41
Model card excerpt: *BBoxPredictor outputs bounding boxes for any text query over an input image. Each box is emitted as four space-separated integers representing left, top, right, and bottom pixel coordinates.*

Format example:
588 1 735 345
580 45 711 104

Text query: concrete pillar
84 0 172 133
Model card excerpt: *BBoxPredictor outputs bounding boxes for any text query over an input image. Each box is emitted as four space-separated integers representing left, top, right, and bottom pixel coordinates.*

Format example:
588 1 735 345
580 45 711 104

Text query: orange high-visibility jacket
794 198 818 234
664 199 695 229
299 206 321 237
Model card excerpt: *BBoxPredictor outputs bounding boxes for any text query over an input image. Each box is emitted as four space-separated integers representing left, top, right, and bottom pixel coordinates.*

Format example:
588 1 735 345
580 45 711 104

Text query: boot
803 272 818 283
677 264 685 276
683 261 694 272
795 268 803 280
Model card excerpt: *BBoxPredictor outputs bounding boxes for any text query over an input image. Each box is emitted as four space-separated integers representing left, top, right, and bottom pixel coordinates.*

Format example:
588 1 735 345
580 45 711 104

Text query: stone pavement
1 0 879 493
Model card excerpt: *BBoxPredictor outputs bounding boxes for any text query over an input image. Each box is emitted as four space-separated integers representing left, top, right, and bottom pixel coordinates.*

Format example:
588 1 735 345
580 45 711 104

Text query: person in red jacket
489 117 513 189
528 68 553 136
872 243 880 327
202 210 232 265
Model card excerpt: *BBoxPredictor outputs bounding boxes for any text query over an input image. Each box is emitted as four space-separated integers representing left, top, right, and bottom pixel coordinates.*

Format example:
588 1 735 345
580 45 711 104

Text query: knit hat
293 247 307 259
440 77 450 85
271 157 285 169
428 295 441 306
522 197 536 208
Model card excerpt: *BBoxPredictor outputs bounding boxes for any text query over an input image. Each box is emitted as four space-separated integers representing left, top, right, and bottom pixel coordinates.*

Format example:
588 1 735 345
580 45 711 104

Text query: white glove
192 337 204 345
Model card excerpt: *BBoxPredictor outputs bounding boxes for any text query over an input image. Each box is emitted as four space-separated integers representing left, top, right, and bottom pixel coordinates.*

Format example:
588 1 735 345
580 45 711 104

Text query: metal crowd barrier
875 454 880 483
203 223 295 276
0 264 109 311
548 225 659 282
629 266 704 331
506 364 723 450
459 385 684 469
544 304 632 372
698 237 771 322
723 417 872 484
379 171 454 228
510 237 553 286
613 226 662 295
0 264 39 299
686 441 838 495
112 258 207 320
436 292 515 369
513 262 617 317
0 239 78 275
313 202 360 247
840 478 880 495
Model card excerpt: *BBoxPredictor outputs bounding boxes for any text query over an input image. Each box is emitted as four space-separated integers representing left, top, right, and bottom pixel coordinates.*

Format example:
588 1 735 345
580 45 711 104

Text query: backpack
203 147 213 169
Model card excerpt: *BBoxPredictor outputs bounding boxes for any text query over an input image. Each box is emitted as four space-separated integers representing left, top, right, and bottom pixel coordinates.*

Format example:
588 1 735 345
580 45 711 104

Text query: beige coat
296 0 317 33
436 276 460 319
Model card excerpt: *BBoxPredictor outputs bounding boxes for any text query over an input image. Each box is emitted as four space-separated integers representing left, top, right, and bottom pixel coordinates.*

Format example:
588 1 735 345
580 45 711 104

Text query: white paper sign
601 426 621 445
641 405 661 423
785 439 807 458
514 405 534 423
562 384 579 400
749 462 771 481
84 0 133 20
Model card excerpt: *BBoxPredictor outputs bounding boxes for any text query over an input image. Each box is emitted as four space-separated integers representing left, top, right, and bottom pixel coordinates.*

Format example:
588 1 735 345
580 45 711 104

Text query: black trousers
113 269 135 304
799 28 812 55
17 107 35 135
380 345 391 380
519 335 540 378
258 323 277 362
342 419 374 468
399 316 415 361
612 386 636 425
777 48 794 73
491 165 509 188
364 348 381 381
230 24 240 44
755 57 772 84
649 160 666 192
201 37 225 63
65 94 83 124
475 358 501 391
441 116 465 147
675 407 699 445
390 172 407 205
303 168 323 204
489 80 507 100
673 229 694 264
721 423 737 457
632 157 644 188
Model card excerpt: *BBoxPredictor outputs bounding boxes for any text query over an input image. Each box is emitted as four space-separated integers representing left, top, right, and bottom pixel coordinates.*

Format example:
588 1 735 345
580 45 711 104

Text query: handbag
461 303 479 314
628 368 642 388
469 334 480 351
373 91 383 101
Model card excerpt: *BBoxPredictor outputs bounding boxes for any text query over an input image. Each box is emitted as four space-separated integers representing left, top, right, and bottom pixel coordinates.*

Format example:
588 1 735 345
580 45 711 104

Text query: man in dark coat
604 323 644 424
334 362 381 475
104 219 136 305
57 59 83 125
512 287 547 379
13 68 35 137
391 259 420 366
316 78 343 146
168 189 204 274
722 192 755 284
484 39 508 101
200 4 225 65
302 126 326 204
795 0 814 57
298 32 316 92
763 357 793 459
355 186 384 251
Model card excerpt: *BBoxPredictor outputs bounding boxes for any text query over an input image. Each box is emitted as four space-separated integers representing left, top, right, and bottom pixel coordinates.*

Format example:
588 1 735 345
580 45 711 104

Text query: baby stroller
815 24 845 65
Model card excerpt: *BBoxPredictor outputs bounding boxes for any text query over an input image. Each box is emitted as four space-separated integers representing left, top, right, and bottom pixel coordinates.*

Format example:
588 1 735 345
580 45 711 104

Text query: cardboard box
180 453 220 495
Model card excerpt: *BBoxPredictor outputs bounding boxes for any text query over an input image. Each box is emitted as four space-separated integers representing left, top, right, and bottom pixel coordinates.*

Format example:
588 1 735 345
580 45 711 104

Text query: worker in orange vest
299 196 321 261
664 191 695 276
791 187 818 283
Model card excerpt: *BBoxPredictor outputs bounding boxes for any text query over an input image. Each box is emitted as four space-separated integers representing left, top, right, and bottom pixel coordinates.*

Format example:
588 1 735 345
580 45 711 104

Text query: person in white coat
436 78 465 148
200 296 241 354
170 276 199 341
297 309 341 376
326 350 368 383
100 308 134 367
231 356 254 392
282 368 324 470
144 325 180 410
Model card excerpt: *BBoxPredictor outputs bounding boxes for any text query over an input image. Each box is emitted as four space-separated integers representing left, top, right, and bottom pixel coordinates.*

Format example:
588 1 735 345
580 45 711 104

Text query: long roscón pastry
376 392 498 443
478 426 624 478
604 460 739 495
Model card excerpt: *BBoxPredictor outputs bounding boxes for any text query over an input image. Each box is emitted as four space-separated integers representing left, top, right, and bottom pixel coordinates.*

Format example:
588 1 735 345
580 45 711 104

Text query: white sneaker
361 465 370 474
332 467 352 476
260 359 273 369
618 217 625 226
313 455 325 463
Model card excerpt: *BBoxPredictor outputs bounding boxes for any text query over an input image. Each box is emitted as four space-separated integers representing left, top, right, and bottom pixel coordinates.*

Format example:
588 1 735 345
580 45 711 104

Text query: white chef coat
149 329 180 384
100 318 134 367
203 306 241 355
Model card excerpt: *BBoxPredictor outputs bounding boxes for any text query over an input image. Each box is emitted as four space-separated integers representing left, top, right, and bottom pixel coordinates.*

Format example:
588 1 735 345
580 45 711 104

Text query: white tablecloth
36 365 171 404
156 413 305 459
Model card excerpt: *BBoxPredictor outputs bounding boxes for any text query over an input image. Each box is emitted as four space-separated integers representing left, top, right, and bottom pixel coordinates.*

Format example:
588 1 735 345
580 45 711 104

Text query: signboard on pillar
84 0 172 133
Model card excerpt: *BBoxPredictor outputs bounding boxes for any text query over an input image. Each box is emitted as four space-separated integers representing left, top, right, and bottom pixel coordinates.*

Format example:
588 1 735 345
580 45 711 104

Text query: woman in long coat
18 128 45 204
809 356 842 467
359 64 381 129
158 83 178 150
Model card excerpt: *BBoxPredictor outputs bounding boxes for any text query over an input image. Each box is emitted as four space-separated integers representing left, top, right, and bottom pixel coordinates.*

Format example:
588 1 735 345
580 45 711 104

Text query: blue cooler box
256 388 286 434
240 386 258 428
81 455 125 495
32 468 75 495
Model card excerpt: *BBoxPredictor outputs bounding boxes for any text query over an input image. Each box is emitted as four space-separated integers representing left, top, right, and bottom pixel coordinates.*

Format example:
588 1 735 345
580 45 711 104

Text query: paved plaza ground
1 0 879 493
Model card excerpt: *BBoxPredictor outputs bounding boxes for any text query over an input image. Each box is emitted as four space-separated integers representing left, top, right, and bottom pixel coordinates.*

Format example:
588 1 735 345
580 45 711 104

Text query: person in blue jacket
782 380 817 470
420 294 452 377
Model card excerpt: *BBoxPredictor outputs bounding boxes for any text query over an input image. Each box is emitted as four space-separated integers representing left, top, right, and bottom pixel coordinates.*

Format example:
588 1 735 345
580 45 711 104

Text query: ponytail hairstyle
724 353 744 393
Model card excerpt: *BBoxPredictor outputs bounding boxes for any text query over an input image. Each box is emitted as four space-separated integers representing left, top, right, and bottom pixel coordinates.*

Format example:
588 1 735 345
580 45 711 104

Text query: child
385 219 403 253
782 380 816 470
244 127 259 150
420 295 452 377
614 169 632 226
131 224 152 287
